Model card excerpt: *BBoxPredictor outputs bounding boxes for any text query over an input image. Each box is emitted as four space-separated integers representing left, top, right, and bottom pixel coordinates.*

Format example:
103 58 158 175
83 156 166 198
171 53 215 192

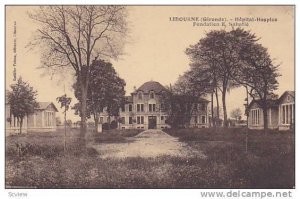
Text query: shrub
102 123 109 130
110 121 118 129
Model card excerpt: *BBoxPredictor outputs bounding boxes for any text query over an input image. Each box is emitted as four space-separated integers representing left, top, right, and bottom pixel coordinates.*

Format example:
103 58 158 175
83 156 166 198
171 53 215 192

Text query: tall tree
162 82 203 128
7 77 39 134
29 6 128 140
183 65 221 126
185 28 257 127
237 43 280 130
73 59 126 133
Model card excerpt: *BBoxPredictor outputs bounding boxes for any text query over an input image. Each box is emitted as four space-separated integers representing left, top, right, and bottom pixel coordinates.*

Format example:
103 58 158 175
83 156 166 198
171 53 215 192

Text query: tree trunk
222 88 228 128
211 92 214 127
19 117 23 134
94 115 99 133
263 106 268 132
64 106 67 152
215 88 220 126
108 115 111 131
80 81 88 144
245 87 249 153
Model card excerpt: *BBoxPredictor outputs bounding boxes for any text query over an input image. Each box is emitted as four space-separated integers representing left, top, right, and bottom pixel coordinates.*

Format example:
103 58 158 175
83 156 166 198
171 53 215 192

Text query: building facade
248 91 295 130
99 81 210 130
6 102 58 135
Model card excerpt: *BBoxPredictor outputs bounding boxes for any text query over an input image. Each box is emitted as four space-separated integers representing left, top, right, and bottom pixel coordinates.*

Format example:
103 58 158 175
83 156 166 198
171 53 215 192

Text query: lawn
5 127 294 188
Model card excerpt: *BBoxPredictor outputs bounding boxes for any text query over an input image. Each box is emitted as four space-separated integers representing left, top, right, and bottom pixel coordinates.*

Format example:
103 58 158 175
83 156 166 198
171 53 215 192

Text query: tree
29 6 128 141
162 85 200 128
57 94 72 151
237 43 280 130
230 108 242 122
179 65 221 127
73 59 126 133
7 77 39 134
185 28 257 127
212 106 223 127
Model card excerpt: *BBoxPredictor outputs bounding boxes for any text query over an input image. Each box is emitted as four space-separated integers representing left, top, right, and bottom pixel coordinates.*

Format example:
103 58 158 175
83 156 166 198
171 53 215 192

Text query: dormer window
201 103 206 111
150 91 155 99
287 95 290 101
129 104 133 112
138 92 143 100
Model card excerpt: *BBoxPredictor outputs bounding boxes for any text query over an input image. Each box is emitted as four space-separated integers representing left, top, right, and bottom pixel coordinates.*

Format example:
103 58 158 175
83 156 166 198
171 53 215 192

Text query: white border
0 1 298 199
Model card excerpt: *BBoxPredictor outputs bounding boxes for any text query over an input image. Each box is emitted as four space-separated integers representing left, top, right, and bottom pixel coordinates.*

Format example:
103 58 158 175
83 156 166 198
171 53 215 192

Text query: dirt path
90 129 206 159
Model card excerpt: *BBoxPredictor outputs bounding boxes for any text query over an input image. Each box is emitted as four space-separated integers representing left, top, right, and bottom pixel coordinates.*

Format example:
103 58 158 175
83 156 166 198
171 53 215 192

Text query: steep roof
125 96 133 103
198 97 210 103
134 81 167 94
36 102 58 112
248 90 295 110
248 99 278 110
278 91 295 103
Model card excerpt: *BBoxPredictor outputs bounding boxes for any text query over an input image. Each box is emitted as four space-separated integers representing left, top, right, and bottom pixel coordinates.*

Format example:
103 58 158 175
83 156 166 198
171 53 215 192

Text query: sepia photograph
5 5 295 189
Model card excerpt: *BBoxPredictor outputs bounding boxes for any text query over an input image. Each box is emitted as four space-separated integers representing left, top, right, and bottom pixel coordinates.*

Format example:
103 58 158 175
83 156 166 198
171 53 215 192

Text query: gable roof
248 99 278 110
133 81 167 94
248 90 295 110
36 102 58 112
278 91 295 103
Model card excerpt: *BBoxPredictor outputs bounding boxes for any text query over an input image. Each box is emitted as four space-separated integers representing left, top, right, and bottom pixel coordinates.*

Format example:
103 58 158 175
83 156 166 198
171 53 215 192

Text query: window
281 104 294 124
161 116 165 124
149 104 156 112
137 104 140 112
100 117 103 124
137 116 144 124
150 91 155 99
141 116 144 124
138 92 143 100
45 111 53 127
137 104 144 112
121 117 125 124
201 104 206 111
201 116 206 124
129 104 132 112
251 109 260 125
129 117 133 124
121 105 125 112
137 116 140 124
194 116 198 124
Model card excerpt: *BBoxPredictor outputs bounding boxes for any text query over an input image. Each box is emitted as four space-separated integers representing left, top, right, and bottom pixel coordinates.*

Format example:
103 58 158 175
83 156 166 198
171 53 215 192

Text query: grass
5 127 294 188
165 128 295 188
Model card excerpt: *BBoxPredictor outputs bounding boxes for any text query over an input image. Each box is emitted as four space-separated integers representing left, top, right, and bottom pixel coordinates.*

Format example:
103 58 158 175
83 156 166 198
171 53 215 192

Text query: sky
6 6 294 121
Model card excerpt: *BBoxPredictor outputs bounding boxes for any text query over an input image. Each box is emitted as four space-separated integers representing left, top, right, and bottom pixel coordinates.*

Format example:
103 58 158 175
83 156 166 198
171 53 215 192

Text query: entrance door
148 116 157 129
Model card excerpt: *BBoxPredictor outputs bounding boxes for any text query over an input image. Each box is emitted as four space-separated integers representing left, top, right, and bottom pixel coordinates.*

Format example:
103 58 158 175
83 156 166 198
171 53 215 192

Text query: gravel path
91 129 206 159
